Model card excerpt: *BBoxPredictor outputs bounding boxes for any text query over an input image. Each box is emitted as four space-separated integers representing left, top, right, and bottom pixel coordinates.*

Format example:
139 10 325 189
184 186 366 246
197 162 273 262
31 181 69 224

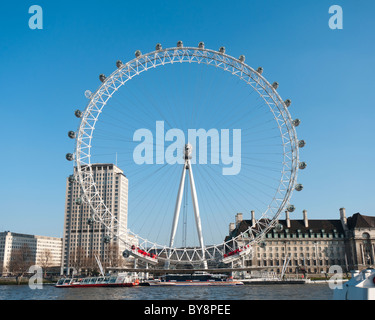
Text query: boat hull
146 281 243 286
55 283 136 288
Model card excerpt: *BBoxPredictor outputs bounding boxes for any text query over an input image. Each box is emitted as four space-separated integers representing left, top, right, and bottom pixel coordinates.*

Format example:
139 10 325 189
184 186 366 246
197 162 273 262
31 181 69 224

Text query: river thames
0 283 333 300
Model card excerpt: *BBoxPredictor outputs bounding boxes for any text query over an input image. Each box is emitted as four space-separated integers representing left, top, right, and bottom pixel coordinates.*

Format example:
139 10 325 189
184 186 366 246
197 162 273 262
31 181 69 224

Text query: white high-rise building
0 231 62 275
61 164 128 275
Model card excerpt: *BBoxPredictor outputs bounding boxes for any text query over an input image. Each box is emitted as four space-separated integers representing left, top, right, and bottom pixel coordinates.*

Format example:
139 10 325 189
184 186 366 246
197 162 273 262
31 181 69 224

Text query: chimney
303 209 308 228
251 210 256 227
235 213 243 226
285 211 291 228
340 207 348 231
229 222 235 233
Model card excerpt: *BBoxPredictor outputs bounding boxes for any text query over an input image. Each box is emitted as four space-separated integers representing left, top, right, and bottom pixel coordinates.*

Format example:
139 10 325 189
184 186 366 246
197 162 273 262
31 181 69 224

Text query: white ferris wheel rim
72 43 300 265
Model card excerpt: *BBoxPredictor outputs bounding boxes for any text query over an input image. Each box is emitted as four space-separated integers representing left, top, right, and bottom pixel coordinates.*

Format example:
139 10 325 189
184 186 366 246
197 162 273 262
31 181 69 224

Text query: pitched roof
277 219 344 234
347 213 375 229
226 218 345 240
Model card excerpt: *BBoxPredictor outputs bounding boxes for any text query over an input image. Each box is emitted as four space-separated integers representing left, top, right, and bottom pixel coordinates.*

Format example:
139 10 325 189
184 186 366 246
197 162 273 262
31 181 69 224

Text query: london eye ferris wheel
66 41 306 268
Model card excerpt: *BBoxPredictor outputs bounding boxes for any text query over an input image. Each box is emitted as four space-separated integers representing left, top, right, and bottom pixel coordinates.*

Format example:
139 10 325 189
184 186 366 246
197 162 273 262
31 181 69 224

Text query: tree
8 244 34 284
39 249 52 278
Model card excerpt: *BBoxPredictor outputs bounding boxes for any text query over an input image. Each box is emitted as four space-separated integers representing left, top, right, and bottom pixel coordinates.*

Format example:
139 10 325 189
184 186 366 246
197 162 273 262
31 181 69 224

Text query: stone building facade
226 208 375 275
0 231 62 275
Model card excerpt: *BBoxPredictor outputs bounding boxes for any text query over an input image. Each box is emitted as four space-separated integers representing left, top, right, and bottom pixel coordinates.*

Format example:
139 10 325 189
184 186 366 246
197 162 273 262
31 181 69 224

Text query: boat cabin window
109 277 117 283
103 277 110 283
63 279 71 284
57 279 64 285
89 278 97 284
97 277 104 283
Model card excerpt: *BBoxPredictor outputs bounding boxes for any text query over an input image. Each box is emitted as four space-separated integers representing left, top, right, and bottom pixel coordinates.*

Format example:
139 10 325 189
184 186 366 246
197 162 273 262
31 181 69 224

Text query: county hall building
226 208 375 275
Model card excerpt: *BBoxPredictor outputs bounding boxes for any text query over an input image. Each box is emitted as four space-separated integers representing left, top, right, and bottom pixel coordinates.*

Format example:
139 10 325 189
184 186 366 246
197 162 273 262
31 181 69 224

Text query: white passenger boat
55 273 139 288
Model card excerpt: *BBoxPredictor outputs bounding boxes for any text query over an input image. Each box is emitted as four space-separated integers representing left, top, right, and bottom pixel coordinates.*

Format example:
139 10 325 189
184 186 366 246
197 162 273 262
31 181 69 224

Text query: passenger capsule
287 205 295 212
299 162 307 170
155 43 162 51
177 40 183 48
103 235 111 243
135 50 142 58
239 55 245 62
284 99 292 107
116 60 123 68
272 82 279 89
75 198 82 205
198 41 205 49
99 74 106 82
219 46 225 53
295 184 304 191
298 140 306 148
256 67 263 74
74 110 82 118
87 218 94 226
84 90 92 99
275 223 284 232
122 250 130 258
292 119 301 127
66 153 74 161
259 241 266 248
68 131 76 139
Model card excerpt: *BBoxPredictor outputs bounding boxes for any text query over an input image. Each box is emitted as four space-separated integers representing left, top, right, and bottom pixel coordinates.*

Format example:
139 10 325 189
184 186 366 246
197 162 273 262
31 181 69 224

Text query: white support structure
94 254 105 277
166 144 208 269
280 254 291 280
188 158 207 269
169 162 187 250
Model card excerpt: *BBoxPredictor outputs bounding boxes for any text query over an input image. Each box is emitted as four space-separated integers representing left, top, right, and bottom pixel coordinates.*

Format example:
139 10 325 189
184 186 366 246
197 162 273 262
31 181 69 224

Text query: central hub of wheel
184 143 193 159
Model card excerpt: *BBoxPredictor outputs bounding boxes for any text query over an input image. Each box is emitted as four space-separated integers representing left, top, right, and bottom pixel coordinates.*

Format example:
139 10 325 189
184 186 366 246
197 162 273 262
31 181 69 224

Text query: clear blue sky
0 0 374 239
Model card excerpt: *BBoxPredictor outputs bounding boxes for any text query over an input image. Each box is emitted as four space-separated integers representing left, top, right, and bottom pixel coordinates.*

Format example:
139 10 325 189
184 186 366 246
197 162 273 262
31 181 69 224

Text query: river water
0 283 333 300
